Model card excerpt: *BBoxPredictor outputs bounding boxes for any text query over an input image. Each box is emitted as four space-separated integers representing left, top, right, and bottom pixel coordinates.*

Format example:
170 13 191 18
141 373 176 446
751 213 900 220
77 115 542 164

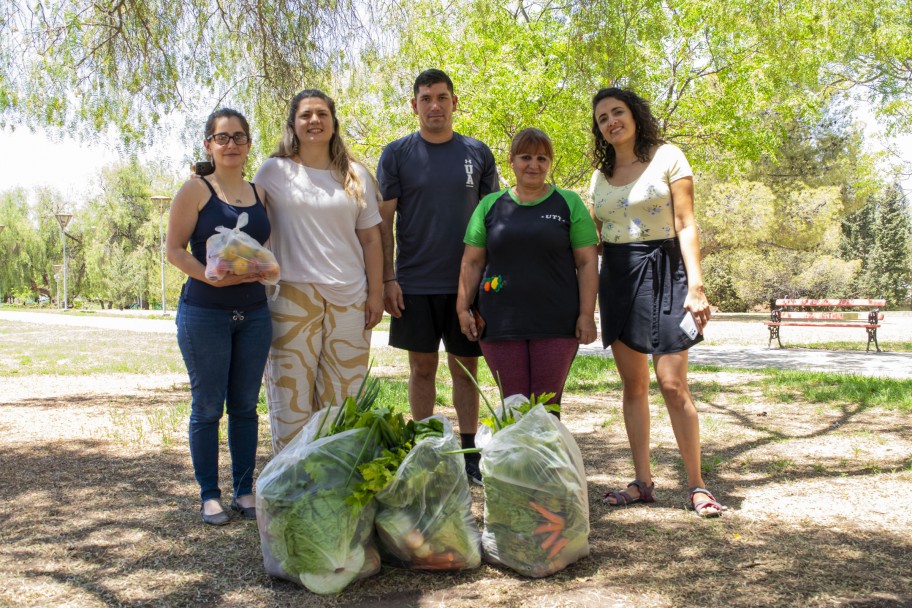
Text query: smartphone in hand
191 161 215 176
680 311 699 340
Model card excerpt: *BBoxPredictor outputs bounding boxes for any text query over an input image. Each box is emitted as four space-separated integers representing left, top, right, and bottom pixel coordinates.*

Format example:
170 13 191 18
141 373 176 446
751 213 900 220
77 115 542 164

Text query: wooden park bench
765 298 886 352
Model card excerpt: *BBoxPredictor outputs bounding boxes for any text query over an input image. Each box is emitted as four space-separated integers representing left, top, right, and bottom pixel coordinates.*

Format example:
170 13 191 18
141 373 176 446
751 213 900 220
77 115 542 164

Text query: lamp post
0 225 4 306
54 213 72 309
151 196 172 314
52 264 62 308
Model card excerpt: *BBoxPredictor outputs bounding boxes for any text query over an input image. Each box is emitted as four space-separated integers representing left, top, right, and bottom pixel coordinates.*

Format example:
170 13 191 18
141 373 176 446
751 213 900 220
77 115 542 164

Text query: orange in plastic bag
204 212 280 285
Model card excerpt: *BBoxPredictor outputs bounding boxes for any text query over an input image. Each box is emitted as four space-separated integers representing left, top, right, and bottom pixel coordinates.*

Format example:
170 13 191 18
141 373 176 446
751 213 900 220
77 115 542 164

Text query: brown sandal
602 480 656 506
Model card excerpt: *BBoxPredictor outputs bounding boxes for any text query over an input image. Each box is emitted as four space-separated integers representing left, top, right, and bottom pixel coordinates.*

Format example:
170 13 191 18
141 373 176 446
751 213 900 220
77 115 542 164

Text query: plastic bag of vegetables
255 406 381 594
373 416 482 570
479 396 590 577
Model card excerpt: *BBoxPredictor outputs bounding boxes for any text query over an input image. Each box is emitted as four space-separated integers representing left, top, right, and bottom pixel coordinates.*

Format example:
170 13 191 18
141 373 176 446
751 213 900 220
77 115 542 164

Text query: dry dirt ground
2 322 912 607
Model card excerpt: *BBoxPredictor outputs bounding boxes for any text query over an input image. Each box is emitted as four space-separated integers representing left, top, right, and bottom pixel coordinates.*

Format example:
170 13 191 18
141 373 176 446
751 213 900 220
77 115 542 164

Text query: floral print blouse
589 144 693 244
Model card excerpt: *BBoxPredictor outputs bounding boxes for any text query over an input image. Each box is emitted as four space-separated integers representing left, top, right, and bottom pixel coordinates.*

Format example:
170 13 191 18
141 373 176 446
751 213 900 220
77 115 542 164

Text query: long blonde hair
272 89 374 207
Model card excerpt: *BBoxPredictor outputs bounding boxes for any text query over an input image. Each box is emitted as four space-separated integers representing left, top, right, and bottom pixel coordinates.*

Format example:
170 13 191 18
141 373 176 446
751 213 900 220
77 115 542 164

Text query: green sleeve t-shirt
463 186 597 340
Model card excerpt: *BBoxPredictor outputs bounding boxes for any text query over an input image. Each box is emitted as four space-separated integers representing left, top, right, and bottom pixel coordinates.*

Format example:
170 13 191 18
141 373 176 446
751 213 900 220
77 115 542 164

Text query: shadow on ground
2 412 911 607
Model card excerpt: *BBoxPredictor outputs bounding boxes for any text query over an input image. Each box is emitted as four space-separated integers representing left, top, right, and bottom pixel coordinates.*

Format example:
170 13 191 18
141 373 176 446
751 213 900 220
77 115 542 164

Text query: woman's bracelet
383 278 397 283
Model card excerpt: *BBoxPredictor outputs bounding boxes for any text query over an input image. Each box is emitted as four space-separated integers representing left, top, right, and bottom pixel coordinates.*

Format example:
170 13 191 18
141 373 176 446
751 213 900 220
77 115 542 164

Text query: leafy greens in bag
373 416 482 570
256 379 387 594
257 425 380 594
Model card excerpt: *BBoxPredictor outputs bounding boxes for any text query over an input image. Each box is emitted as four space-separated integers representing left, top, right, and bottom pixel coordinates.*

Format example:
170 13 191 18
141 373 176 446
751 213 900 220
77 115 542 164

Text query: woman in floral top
589 87 722 517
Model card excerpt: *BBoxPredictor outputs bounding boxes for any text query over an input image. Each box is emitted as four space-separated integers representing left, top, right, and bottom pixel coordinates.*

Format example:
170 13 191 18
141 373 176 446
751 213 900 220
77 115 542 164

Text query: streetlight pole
52 264 62 308
54 213 72 309
0 225 4 306
151 196 172 314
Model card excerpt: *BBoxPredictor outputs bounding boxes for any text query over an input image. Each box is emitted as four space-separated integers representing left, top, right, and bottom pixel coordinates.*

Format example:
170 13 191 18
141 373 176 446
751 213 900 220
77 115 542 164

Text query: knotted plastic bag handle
213 211 249 237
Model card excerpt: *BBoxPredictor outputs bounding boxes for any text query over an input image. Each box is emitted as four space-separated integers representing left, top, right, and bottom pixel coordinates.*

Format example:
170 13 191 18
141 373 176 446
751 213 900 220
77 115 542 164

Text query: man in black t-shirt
377 69 498 485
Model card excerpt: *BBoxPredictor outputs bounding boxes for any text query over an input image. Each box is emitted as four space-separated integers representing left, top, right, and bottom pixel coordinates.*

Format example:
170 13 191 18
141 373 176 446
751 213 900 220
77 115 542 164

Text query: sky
0 126 189 206
1 110 910 205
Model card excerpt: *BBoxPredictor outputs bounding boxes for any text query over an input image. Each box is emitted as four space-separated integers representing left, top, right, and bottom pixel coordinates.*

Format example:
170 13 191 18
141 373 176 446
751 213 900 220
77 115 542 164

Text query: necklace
213 179 244 206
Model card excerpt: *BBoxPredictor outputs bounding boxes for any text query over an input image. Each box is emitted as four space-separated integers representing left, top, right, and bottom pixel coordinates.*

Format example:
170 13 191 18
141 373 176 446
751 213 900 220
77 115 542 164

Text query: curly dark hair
591 87 664 178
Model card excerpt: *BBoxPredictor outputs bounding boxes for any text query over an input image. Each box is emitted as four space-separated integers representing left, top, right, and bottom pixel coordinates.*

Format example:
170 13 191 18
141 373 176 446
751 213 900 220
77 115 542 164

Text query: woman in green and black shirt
456 128 599 407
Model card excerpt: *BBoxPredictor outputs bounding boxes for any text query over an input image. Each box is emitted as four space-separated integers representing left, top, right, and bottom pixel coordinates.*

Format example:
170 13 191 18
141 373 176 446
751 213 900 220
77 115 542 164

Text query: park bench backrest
774 298 886 308
778 311 885 321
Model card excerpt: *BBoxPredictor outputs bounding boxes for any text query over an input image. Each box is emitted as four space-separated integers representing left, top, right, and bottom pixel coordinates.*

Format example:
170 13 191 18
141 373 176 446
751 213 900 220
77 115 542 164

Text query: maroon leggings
480 337 579 404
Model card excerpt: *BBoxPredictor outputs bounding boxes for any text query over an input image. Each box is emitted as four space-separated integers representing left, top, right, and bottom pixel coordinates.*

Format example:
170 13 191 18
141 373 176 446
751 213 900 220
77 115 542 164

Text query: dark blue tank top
182 179 271 310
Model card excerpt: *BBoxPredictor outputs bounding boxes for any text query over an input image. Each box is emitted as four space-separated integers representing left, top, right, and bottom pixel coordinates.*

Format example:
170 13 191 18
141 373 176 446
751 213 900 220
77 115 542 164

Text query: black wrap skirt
598 237 702 354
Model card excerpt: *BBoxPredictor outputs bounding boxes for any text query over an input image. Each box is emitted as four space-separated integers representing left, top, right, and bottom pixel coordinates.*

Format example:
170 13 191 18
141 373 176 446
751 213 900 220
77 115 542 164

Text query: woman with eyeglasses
253 89 383 453
167 108 272 525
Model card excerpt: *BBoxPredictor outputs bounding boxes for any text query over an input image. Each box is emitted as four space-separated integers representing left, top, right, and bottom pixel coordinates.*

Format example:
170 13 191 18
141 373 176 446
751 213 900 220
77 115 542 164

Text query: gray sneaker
465 454 483 486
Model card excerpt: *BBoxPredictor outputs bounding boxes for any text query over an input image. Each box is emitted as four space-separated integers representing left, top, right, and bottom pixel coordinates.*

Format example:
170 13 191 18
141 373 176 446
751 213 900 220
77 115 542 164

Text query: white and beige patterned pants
265 281 370 454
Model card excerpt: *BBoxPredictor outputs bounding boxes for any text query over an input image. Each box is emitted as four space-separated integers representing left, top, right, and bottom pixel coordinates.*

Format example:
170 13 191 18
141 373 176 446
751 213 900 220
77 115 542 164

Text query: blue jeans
176 301 272 503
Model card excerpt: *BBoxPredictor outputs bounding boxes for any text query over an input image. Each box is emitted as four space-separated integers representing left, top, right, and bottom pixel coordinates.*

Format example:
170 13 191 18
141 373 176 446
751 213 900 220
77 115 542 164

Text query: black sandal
602 480 656 506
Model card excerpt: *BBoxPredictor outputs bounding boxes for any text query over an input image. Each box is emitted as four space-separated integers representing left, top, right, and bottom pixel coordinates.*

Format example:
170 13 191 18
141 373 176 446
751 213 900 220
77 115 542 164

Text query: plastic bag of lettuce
477 394 590 577
373 416 482 570
255 404 381 594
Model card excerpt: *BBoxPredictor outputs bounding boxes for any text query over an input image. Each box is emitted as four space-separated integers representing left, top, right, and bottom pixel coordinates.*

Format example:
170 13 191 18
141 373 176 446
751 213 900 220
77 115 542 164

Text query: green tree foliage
841 183 912 307
705 248 861 310
3 0 911 310
0 0 366 147
83 240 145 308
1 161 183 308
4 1 911 179
76 161 183 308
350 0 906 185
79 161 152 307
0 188 48 301
0 186 79 303
33 187 78 302
823 0 912 134
698 180 777 255
699 106 876 309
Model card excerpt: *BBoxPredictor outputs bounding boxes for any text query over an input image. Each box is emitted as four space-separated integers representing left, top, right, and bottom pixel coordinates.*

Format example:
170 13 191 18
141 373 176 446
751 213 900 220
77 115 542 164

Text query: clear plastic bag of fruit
204 212 280 285
373 416 482 571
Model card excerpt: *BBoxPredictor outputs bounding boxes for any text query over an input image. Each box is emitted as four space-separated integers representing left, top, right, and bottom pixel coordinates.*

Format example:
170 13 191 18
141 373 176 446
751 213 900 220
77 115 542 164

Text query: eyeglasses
206 132 251 145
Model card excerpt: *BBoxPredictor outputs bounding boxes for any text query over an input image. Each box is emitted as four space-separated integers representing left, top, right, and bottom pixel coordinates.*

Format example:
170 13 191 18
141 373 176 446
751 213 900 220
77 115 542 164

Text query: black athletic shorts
389 293 482 357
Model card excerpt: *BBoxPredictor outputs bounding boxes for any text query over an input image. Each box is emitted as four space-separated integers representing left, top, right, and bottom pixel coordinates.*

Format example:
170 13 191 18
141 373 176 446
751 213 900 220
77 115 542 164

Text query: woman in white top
589 87 722 517
254 89 383 453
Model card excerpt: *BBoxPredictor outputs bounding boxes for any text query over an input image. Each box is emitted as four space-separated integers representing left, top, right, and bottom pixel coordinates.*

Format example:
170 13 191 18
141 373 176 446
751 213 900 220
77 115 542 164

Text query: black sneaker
465 453 483 486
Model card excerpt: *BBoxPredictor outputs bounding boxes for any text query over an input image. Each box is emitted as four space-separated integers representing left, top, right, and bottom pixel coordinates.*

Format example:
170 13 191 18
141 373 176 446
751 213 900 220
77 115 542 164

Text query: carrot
540 530 561 550
547 536 570 559
534 522 561 535
529 501 564 525
422 551 456 565
418 558 466 571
